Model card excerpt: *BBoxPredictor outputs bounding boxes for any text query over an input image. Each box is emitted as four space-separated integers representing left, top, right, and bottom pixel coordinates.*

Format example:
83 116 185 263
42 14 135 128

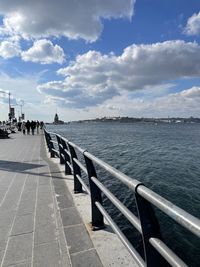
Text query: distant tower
54 113 59 124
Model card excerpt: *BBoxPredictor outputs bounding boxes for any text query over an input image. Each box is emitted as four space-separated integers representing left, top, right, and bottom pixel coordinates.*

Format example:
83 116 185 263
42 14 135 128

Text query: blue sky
0 0 200 122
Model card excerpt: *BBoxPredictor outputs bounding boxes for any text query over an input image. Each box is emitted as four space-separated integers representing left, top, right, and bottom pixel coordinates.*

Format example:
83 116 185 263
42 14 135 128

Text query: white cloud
37 79 119 108
0 0 134 42
0 39 21 58
184 12 200 36
21 39 65 64
100 86 200 118
0 72 47 121
38 40 200 109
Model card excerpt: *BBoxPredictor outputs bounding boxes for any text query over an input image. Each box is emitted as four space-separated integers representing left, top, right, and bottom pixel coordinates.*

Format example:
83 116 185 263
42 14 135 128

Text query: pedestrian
30 120 36 135
17 121 22 131
40 121 44 129
36 120 40 134
26 120 31 135
21 121 26 135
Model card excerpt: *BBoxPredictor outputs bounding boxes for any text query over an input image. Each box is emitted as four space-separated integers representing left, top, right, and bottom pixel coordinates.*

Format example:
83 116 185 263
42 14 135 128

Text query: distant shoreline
46 116 200 124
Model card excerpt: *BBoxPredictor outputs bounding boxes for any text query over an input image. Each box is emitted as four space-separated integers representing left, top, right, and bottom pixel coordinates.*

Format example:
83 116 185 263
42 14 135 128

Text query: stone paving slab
45 150 103 267
64 224 94 254
33 241 61 267
11 214 34 236
0 133 71 267
0 131 106 267
71 249 103 267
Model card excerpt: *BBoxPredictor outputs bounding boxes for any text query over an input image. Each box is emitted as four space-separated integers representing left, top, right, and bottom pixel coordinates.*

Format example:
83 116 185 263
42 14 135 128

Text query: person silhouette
26 120 31 135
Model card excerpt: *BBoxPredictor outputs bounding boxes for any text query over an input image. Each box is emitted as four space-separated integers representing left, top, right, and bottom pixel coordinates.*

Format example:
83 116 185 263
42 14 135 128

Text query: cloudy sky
0 0 200 122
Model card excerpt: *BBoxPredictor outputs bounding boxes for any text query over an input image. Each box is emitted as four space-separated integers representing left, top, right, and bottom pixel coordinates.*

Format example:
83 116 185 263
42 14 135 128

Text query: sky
0 0 200 122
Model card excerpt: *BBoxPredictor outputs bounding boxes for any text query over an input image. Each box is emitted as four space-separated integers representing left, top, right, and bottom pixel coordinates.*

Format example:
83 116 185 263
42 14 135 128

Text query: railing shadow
0 160 69 180
0 160 45 172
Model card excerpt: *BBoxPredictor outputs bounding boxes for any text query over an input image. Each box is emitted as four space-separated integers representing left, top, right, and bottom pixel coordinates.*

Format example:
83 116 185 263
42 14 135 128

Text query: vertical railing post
135 186 170 267
84 154 104 230
56 135 65 164
49 138 55 158
61 139 72 175
68 143 82 193
44 130 55 158
44 129 51 152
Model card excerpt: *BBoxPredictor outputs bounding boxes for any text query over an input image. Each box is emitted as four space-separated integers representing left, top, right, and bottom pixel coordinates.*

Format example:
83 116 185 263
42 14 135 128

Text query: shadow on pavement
0 160 45 172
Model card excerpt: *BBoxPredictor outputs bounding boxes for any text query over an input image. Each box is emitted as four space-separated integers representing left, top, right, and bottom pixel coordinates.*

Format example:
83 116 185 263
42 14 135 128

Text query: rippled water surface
47 122 200 266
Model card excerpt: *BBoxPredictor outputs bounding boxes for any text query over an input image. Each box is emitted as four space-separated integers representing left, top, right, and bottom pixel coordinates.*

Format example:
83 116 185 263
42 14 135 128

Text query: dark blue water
47 122 200 266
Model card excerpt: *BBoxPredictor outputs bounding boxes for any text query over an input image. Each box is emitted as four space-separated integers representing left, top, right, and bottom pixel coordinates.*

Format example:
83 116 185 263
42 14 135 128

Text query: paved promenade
0 132 102 267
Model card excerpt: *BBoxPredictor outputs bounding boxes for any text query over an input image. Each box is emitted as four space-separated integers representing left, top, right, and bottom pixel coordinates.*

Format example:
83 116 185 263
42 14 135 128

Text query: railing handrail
46 130 200 237
44 128 200 267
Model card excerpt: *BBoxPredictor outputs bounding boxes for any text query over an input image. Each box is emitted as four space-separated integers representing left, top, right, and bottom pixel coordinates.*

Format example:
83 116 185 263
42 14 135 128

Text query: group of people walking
20 120 44 135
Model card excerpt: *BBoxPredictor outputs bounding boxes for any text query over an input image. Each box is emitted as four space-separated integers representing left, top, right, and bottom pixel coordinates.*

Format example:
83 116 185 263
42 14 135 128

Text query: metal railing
44 129 200 267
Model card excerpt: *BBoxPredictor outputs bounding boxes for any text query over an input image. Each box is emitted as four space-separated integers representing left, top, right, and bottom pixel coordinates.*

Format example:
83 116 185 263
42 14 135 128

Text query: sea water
47 122 200 266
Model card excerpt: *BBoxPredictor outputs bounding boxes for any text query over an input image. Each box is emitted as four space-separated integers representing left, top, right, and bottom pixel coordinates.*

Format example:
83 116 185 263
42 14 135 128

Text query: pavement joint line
0 135 39 267
43 138 73 266
70 248 96 256
63 223 83 229
0 141 36 267
2 259 31 267
51 174 68 266
46 161 62 258
10 231 34 237
15 212 33 216
33 240 58 246
59 206 76 210
0 173 17 208
30 138 40 267
43 139 72 267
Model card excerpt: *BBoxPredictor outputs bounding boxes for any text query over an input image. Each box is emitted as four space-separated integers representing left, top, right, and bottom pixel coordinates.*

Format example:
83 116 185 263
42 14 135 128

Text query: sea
46 122 200 266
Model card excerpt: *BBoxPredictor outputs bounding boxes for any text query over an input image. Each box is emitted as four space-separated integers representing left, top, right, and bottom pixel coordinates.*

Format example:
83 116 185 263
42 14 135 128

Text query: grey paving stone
17 200 35 215
37 190 53 206
17 262 32 267
0 134 103 267
0 177 13 189
38 176 51 185
56 212 69 252
52 178 66 187
11 214 34 236
0 211 15 229
64 224 93 254
56 195 74 209
0 190 6 201
71 249 103 267
0 250 5 265
20 189 37 203
34 222 57 245
33 241 61 267
54 185 68 196
1 194 20 211
37 184 52 193
61 252 72 267
23 182 38 193
0 227 10 251
2 233 33 266
6 261 32 267
60 207 82 227
35 204 55 226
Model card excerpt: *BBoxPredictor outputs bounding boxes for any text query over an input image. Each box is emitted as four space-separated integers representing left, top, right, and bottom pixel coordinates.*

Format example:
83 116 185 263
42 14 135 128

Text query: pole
8 92 11 123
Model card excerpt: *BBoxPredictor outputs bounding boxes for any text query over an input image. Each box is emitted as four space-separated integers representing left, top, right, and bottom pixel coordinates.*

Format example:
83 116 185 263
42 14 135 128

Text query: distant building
53 113 64 124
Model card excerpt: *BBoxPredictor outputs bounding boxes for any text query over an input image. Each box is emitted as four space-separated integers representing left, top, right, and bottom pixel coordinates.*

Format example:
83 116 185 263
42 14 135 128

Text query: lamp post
18 100 24 121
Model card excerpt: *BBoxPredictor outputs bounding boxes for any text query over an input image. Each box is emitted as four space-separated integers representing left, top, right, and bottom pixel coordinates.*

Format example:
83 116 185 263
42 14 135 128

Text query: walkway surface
0 132 103 267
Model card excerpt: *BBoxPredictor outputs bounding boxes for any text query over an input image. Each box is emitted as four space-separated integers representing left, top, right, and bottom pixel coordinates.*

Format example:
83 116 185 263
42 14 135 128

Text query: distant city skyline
0 0 200 121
